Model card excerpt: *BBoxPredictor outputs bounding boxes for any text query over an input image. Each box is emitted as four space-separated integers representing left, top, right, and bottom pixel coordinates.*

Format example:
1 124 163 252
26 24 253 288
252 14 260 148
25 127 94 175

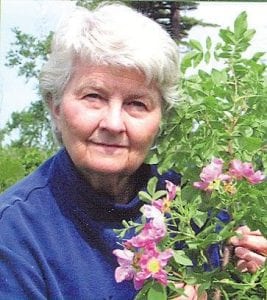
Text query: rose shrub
114 12 267 299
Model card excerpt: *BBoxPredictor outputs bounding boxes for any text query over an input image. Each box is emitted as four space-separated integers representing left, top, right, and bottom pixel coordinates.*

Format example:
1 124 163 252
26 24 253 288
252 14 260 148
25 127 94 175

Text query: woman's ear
47 94 62 138
47 93 61 120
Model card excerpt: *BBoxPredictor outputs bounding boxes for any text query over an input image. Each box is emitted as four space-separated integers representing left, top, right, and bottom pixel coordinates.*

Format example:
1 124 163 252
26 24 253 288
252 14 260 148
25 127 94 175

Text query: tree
1 100 54 150
77 0 216 40
129 1 215 40
1 29 54 150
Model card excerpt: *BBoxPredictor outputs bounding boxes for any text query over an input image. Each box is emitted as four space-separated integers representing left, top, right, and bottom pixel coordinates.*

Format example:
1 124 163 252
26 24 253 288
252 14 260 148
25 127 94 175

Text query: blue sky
1 1 267 128
0 0 75 128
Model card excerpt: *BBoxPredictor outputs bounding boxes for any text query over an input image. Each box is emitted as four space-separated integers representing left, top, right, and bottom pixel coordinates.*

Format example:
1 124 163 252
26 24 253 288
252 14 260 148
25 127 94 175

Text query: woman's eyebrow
73 79 158 102
124 92 154 102
73 80 106 94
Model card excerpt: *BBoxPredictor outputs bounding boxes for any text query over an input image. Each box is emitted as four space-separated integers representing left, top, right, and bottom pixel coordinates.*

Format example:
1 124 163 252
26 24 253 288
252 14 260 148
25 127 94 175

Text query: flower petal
114 266 134 282
165 180 177 200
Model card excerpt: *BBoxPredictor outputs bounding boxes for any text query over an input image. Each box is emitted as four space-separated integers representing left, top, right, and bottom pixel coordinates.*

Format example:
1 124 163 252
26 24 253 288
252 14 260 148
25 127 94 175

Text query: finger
172 283 185 300
194 285 207 300
236 259 248 272
174 282 185 289
176 285 196 300
197 290 207 300
230 231 267 255
233 235 267 255
199 292 208 300
246 260 261 273
248 230 262 236
237 226 262 236
237 259 262 273
229 230 245 246
235 226 251 235
173 284 207 300
235 247 266 265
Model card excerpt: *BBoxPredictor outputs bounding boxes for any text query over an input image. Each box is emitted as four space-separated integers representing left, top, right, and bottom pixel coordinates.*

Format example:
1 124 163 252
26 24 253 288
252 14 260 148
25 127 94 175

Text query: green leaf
147 177 158 196
242 126 253 137
193 53 203 67
135 281 153 300
260 268 267 289
147 283 167 300
234 11 248 40
193 211 208 228
153 190 167 200
252 52 266 61
189 39 203 52
198 69 209 80
238 136 262 152
147 153 159 164
204 51 211 64
242 28 256 43
173 250 193 266
181 51 199 73
211 69 227 85
138 191 152 203
206 36 212 50
219 29 235 45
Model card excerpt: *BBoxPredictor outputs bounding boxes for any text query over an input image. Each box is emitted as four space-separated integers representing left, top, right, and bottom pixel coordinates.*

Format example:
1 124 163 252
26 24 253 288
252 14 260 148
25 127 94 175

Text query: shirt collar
49 148 153 222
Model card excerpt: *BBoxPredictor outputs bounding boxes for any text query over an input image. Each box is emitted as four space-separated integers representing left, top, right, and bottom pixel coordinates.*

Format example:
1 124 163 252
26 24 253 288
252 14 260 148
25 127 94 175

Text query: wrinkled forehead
69 55 160 91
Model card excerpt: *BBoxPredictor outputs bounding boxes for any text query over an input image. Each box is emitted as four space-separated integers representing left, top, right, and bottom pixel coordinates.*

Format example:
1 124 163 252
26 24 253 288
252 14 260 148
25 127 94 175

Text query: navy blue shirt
0 148 182 299
0 148 227 299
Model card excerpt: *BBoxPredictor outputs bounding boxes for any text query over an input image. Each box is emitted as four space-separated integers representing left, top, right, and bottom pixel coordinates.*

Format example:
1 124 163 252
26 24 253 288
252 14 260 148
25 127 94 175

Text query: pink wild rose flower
193 158 231 192
152 180 178 213
141 204 164 223
127 219 166 248
165 180 177 201
113 243 173 290
113 248 135 283
152 198 172 214
229 159 265 184
134 243 173 289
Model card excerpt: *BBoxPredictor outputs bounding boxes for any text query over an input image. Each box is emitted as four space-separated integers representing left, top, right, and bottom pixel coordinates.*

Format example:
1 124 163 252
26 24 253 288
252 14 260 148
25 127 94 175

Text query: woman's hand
173 283 207 300
229 225 267 273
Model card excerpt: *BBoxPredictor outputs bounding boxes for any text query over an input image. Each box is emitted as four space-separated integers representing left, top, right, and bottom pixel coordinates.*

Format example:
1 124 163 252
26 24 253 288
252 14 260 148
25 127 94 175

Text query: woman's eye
82 93 104 108
85 93 101 99
128 101 147 109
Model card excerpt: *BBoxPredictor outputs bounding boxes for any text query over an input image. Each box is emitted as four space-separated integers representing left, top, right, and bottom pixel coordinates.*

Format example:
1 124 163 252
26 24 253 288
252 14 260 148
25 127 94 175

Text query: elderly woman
0 3 266 299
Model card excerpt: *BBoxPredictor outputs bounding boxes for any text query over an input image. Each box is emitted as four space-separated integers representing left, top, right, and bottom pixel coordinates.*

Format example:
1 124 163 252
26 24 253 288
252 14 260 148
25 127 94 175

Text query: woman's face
51 62 162 176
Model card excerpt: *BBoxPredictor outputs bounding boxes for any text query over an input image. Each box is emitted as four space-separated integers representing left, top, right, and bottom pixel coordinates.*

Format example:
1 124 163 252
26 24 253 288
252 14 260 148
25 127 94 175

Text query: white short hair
39 2 179 138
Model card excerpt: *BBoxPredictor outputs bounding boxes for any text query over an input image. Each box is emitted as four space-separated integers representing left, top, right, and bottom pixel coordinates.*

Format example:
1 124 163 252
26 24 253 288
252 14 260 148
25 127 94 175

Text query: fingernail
230 237 239 245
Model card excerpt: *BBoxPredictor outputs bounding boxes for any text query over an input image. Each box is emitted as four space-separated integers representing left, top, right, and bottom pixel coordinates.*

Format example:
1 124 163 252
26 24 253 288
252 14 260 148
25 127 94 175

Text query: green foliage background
120 12 266 298
147 12 267 235
0 147 52 192
142 11 267 299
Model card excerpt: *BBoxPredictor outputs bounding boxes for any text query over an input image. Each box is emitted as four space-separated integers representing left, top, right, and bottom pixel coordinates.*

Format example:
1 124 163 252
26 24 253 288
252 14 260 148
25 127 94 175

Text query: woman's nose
99 103 126 133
